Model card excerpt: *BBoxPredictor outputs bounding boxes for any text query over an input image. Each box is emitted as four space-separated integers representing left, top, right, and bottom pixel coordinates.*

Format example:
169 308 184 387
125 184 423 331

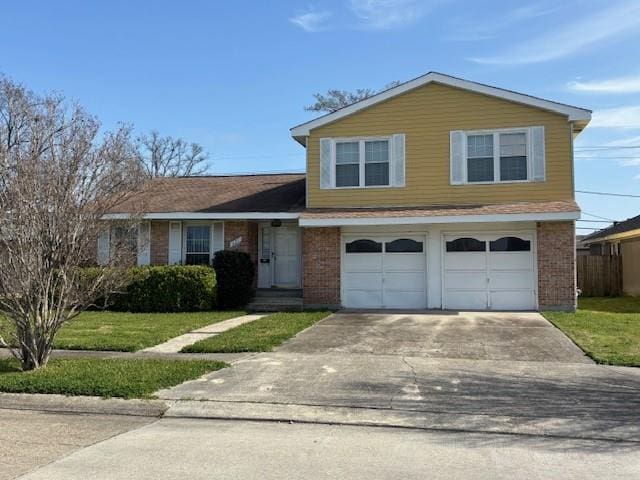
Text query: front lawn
544 297 640 367
182 311 331 353
0 311 244 352
0 358 226 398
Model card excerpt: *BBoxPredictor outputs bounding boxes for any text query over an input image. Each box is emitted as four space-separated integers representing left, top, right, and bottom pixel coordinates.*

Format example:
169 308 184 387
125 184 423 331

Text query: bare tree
137 130 209 177
305 81 401 113
0 75 145 371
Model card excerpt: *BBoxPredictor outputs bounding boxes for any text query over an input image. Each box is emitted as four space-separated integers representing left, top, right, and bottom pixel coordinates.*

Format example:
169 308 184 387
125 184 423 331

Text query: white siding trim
291 72 591 140
299 211 580 227
103 212 300 220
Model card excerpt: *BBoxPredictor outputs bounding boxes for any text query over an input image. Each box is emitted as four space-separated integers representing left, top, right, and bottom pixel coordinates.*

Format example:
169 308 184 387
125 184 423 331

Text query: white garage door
443 233 536 310
342 236 426 309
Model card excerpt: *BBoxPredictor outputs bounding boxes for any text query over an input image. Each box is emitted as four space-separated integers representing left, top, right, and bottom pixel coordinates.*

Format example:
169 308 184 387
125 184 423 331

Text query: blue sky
1 0 640 233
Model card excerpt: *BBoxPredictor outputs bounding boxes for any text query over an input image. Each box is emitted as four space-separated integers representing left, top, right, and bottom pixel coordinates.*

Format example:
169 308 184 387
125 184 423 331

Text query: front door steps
247 288 303 312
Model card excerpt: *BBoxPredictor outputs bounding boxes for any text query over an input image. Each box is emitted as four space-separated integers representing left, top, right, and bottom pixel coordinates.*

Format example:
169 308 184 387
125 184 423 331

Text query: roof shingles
110 174 306 214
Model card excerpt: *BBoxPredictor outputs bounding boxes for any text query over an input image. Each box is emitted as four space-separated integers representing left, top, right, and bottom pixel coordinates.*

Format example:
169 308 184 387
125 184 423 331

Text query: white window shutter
212 222 224 254
450 131 465 185
97 229 110 265
168 221 182 265
137 221 151 266
530 126 545 182
319 138 333 189
391 134 405 187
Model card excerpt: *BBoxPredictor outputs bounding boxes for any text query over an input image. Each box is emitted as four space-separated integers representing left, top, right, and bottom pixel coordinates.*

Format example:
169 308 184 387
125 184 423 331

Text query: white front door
442 233 536 310
271 226 301 288
342 235 427 309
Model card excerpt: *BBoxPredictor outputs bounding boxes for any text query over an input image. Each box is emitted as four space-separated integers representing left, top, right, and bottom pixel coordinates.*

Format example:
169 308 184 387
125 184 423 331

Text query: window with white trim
465 130 528 183
335 138 390 188
185 225 211 265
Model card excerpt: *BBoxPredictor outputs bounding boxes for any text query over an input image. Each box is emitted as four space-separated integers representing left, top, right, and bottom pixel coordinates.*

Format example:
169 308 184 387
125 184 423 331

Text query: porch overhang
103 212 301 221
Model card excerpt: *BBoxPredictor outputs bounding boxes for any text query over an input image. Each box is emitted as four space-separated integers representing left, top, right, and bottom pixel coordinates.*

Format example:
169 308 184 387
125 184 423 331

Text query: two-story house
103 72 591 312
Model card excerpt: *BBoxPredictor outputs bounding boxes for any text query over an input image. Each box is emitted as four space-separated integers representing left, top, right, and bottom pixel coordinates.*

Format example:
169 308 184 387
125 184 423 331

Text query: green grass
182 311 332 353
0 358 226 398
0 310 245 352
544 297 640 367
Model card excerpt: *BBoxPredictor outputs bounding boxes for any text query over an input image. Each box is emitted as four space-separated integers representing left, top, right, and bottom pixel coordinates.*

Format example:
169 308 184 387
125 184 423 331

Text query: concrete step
247 297 304 312
254 288 303 298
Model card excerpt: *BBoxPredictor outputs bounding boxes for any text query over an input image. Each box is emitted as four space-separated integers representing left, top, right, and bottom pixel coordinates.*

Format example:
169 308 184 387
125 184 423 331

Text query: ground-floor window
185 225 211 265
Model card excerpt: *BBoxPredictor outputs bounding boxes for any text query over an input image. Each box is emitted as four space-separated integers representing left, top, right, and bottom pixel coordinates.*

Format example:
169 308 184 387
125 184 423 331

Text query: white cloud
289 10 332 32
349 0 435 30
448 4 559 42
568 73 640 93
591 106 640 129
471 1 640 65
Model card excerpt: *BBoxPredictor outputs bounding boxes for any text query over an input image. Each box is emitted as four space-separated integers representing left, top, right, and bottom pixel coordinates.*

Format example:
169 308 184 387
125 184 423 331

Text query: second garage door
342 235 426 309
443 233 536 310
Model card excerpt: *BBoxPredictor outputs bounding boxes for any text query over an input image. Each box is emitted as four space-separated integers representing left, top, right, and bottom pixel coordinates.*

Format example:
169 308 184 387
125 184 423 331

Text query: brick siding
537 221 576 311
224 221 259 285
302 227 341 307
150 221 169 265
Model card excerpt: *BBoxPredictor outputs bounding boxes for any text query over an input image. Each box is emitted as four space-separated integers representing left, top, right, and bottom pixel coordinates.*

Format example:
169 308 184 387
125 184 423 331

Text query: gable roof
107 173 305 218
290 72 592 145
582 213 640 244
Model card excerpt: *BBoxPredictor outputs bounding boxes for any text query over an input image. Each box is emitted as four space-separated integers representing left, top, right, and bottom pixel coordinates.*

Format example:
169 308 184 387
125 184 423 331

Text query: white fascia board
103 212 300 220
299 210 580 227
290 72 592 139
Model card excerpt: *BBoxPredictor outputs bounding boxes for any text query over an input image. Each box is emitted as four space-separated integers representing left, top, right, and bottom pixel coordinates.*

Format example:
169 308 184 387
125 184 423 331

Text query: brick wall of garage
302 227 341 308
537 221 576 311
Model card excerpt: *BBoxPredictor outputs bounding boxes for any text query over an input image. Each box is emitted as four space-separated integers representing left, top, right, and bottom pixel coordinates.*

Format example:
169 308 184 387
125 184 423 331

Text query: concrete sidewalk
142 314 265 353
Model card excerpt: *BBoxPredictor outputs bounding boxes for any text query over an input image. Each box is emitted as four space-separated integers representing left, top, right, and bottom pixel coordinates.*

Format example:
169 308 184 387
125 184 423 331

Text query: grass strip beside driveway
1 311 245 352
544 297 640 367
182 311 331 353
0 358 226 398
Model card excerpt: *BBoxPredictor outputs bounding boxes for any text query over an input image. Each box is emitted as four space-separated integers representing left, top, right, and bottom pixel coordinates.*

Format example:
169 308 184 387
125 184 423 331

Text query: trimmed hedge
212 250 255 309
109 265 216 312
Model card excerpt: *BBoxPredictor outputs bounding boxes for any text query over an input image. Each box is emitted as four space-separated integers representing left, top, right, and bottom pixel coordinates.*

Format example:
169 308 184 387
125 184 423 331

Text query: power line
576 190 640 198
575 156 640 159
576 219 612 223
582 211 616 222
575 146 640 150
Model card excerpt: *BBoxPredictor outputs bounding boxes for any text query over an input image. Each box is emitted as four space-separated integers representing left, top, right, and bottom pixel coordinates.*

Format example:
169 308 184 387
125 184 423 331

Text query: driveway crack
390 356 421 409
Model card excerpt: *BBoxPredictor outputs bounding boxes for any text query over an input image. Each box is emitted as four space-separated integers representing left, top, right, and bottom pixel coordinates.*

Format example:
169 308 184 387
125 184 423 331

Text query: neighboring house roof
298 200 580 227
290 72 592 145
582 213 640 244
107 173 306 218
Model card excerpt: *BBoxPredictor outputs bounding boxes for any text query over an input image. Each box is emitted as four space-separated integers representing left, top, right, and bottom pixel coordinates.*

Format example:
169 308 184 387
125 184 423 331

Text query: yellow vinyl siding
306 82 574 208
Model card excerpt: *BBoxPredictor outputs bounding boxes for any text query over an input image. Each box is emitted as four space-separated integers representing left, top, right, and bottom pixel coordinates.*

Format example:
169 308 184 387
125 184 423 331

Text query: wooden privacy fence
577 255 622 296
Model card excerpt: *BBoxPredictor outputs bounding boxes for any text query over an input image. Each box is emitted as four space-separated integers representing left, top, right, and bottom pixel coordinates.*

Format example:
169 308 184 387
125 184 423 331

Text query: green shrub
212 250 255 309
108 265 216 312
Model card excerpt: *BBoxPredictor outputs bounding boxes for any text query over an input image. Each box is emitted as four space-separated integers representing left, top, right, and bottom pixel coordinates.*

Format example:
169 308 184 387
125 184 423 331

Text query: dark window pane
336 164 359 187
467 157 494 182
446 238 486 252
346 239 382 253
185 253 210 265
365 162 389 186
500 156 527 181
490 237 531 252
385 239 423 253
186 226 210 253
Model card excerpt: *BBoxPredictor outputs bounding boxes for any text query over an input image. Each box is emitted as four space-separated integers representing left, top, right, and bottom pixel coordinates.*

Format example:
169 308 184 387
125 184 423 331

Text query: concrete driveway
158 311 640 442
278 311 591 362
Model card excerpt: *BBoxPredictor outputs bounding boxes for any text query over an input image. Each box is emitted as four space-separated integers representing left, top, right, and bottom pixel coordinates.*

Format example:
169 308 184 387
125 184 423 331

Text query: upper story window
466 130 528 183
335 138 390 188
319 135 405 190
450 126 545 186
